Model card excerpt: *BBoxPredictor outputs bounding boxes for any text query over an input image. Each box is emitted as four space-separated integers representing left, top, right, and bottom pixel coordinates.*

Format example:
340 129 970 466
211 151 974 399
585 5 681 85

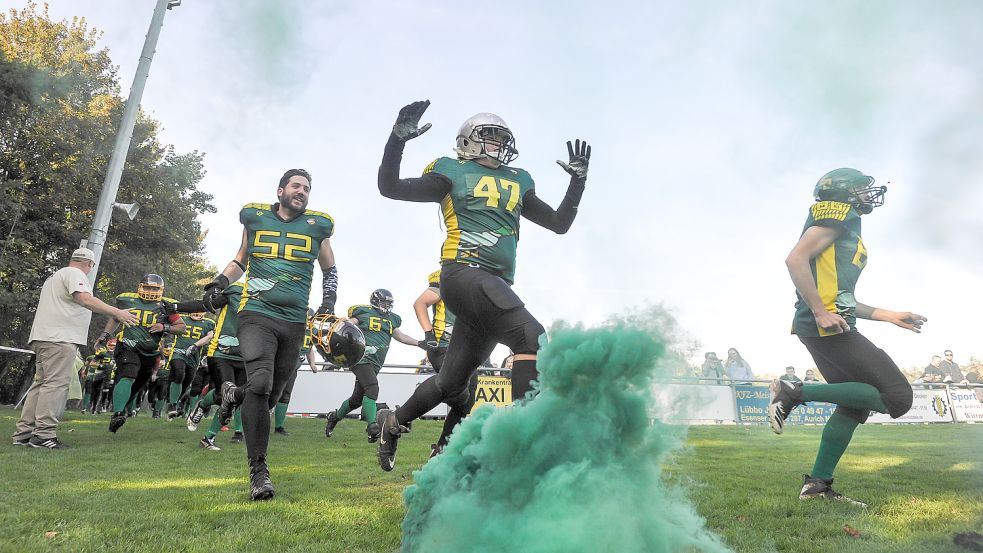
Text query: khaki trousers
13 341 78 440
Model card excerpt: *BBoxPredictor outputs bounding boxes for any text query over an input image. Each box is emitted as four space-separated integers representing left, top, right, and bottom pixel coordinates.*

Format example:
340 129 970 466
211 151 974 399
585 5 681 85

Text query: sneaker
429 443 444 459
166 403 181 420
768 379 804 435
12 436 30 446
219 382 238 426
29 436 70 449
199 435 221 451
230 431 244 444
81 408 88 414
377 409 409 472
366 422 380 443
186 401 210 432
109 411 127 433
274 427 289 436
324 410 340 438
249 456 275 501
799 475 867 507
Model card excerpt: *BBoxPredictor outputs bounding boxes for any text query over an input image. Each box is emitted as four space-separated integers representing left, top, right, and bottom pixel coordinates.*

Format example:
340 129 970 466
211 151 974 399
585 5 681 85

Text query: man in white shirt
12 248 137 449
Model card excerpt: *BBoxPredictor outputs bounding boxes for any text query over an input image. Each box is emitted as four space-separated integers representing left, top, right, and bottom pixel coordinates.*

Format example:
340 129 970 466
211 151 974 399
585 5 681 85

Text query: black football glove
157 300 177 318
556 139 591 181
393 100 432 141
185 344 199 359
202 274 229 312
422 330 438 349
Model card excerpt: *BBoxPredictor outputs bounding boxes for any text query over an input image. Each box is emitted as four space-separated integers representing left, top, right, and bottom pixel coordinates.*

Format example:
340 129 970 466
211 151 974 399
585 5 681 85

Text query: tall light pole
84 0 181 286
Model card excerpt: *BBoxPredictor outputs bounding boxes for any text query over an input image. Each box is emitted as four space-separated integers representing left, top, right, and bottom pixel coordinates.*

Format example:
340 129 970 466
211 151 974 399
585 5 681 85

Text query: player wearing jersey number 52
205 168 338 501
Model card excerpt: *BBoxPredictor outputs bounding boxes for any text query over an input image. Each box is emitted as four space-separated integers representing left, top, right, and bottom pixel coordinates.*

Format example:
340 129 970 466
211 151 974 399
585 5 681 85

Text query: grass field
1 407 981 553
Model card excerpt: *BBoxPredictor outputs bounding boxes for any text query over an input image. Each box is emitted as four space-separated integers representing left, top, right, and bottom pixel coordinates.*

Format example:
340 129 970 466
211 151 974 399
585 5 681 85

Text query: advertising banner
734 384 836 426
868 387 952 423
471 376 512 412
949 386 983 423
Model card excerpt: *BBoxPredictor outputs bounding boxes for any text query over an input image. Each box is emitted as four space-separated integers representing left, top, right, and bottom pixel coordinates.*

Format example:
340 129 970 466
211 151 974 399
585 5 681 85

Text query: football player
374 100 589 471
208 169 338 500
324 290 422 442
165 312 215 419
772 168 926 507
95 274 185 433
411 270 476 458
148 343 174 418
273 309 318 436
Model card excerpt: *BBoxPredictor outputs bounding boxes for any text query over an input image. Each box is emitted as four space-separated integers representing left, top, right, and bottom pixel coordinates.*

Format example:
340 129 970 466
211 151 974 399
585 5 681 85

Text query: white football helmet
453 113 518 165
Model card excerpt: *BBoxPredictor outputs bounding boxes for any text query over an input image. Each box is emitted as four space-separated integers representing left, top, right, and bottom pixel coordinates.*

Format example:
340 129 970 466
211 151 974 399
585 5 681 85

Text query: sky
8 0 982 374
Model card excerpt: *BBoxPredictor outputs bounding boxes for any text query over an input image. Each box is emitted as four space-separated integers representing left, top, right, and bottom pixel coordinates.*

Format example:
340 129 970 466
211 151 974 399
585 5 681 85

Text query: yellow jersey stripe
207 303 230 357
433 301 446 341
440 194 460 262
816 244 839 337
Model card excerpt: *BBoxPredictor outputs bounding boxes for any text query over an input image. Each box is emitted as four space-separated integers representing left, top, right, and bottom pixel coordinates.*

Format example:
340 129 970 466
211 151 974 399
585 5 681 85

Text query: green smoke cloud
399 310 729 553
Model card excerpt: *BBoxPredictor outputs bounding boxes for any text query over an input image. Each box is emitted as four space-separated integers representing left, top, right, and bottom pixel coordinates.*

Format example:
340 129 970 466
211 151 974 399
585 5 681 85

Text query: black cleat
230 431 244 444
799 475 867 507
274 427 289 436
152 409 161 419
768 379 804 435
218 382 238 427
187 400 210 432
324 410 340 438
366 422 380 443
166 403 181 420
377 409 408 472
199 435 221 451
29 436 70 449
249 456 275 501
12 435 30 446
428 443 444 459
109 411 127 433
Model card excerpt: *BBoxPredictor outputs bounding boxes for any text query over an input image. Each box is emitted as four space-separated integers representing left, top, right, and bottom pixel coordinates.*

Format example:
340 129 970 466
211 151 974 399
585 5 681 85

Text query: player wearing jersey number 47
202 168 339 500
777 168 926 507
375 100 590 472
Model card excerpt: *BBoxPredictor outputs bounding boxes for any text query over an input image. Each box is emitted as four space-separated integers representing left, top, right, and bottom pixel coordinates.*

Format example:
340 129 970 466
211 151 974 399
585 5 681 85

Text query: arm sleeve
378 133 452 202
520 181 586 234
174 294 229 315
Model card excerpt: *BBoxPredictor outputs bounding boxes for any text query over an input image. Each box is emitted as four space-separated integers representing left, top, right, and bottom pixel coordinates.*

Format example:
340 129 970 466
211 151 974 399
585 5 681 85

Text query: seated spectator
914 356 946 386
780 366 802 385
803 369 821 383
701 352 725 384
940 350 966 383
725 348 754 383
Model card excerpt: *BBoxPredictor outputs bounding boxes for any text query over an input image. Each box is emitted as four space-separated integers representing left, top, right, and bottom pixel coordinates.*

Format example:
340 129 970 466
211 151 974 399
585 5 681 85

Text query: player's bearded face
278 177 310 212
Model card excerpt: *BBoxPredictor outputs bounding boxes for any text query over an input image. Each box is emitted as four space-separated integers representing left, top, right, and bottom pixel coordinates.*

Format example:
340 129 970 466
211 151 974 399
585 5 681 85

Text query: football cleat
429 443 444 459
109 412 127 433
166 403 182 420
199 436 221 451
377 409 409 472
249 456 275 501
152 409 161 419
799 475 867 507
274 427 289 436
218 382 238 426
186 400 210 432
12 436 30 446
366 422 380 443
230 431 244 444
768 379 804 435
324 410 340 438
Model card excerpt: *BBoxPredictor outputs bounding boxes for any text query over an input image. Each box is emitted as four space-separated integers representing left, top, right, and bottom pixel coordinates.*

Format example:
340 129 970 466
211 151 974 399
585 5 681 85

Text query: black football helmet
308 314 365 368
370 289 394 313
138 274 165 301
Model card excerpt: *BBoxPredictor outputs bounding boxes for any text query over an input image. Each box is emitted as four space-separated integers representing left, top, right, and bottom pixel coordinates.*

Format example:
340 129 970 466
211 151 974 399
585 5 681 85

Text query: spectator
725 348 754 383
11 248 137 449
780 366 803 385
701 352 725 384
913 355 945 385
940 350 966 383
803 369 821 383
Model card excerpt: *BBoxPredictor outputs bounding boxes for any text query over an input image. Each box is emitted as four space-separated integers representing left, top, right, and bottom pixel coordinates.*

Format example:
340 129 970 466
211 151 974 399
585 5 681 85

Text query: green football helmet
813 168 886 214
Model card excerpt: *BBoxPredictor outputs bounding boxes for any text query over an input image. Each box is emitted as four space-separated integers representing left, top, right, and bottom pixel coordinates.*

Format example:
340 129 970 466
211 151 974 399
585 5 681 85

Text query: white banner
949 387 983 423
288 370 447 418
867 387 953 424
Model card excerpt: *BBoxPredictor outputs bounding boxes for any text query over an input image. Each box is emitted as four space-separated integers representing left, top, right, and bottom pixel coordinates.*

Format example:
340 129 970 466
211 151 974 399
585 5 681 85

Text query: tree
0 3 216 402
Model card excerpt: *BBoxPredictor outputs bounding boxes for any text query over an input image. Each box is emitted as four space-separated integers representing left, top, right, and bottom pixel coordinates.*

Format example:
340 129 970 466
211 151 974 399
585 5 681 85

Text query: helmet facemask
853 181 886 214
138 274 165 301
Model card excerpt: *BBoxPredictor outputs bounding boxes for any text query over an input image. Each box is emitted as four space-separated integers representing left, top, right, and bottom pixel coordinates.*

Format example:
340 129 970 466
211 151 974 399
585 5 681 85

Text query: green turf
1 408 981 552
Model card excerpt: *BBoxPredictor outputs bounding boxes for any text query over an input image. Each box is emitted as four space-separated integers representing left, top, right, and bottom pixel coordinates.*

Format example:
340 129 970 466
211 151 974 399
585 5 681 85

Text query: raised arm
378 100 452 202
521 139 590 234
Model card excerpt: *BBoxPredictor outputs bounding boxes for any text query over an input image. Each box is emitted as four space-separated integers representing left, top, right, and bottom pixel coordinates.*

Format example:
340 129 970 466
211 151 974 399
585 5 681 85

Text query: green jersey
94 348 113 373
208 284 244 361
157 353 171 380
168 316 215 365
426 157 536 284
791 201 867 337
427 270 455 348
239 203 334 323
115 293 179 356
348 304 402 369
